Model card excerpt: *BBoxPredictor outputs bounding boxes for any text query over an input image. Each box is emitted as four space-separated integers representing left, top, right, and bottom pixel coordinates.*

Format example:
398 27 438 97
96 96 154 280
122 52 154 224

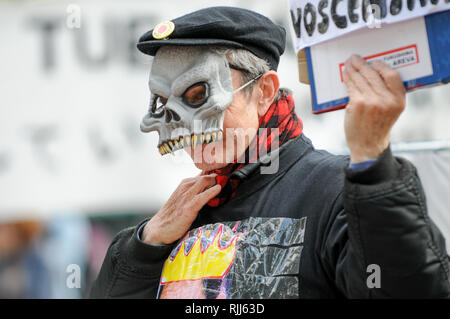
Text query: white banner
289 0 450 51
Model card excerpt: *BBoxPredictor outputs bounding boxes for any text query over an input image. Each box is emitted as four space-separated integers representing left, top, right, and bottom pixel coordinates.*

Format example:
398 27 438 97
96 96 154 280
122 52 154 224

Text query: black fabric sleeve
88 219 176 299
321 147 450 298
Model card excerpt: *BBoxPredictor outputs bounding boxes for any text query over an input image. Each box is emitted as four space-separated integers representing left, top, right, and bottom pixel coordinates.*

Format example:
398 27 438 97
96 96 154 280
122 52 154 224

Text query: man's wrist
348 140 390 164
137 221 147 241
129 220 177 265
345 146 400 185
348 158 377 171
350 151 383 163
137 220 171 247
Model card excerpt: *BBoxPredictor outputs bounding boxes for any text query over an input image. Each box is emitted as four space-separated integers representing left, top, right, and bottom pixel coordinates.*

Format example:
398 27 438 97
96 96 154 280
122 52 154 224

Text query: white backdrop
395 143 450 254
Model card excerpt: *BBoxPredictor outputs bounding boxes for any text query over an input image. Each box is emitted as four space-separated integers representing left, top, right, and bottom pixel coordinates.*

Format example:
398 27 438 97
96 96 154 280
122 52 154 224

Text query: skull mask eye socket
182 82 209 108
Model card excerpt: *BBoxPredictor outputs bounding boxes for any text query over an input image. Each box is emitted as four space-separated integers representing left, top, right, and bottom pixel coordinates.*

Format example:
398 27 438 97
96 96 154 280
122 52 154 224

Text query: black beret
137 6 286 71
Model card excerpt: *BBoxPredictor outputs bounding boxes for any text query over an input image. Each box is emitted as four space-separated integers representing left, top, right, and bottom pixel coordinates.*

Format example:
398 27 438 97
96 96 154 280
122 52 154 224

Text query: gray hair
208 46 270 94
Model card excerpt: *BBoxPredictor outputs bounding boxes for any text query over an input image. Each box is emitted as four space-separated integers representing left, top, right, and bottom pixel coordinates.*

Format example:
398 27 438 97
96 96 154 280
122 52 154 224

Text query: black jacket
89 134 450 298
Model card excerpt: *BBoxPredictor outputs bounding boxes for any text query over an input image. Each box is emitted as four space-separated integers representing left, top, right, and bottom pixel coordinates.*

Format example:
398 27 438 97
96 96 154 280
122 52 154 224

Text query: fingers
370 60 406 94
345 55 405 96
175 174 213 197
149 173 220 245
350 55 389 95
344 59 371 93
177 176 197 192
192 184 222 211
185 174 221 210
186 174 218 196
343 55 406 113
342 65 359 96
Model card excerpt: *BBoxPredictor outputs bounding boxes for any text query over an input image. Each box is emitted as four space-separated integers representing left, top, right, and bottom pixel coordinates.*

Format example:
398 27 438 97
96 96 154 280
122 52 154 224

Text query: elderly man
89 6 450 298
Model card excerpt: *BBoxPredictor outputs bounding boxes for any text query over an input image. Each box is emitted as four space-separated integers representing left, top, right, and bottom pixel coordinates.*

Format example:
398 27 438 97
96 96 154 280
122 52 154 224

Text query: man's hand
142 174 221 245
343 55 406 163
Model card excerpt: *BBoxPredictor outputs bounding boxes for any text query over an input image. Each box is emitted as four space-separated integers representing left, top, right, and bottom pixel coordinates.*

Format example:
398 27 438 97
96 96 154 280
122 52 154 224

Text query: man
89 6 450 298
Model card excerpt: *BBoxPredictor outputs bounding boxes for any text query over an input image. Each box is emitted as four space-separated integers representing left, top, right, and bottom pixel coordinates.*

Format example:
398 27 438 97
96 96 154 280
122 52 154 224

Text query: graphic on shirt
157 217 307 299
160 224 242 284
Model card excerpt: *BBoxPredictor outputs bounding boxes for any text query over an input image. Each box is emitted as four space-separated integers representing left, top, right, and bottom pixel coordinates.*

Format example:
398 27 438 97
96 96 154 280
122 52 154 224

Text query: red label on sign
339 44 419 82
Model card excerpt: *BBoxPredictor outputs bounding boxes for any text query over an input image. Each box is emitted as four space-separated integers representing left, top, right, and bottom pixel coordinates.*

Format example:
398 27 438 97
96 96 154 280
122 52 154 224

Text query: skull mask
140 47 235 155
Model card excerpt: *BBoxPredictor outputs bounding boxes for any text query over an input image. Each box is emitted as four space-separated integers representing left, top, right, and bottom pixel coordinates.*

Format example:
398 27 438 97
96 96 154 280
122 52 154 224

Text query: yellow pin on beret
152 21 175 40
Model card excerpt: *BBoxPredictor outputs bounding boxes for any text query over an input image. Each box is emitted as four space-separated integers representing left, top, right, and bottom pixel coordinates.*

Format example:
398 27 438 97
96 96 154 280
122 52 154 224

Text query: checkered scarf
206 89 303 207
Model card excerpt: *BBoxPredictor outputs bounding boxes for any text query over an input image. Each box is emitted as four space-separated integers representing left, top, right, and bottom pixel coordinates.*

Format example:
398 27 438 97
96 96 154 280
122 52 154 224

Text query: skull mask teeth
140 47 234 155
157 130 224 155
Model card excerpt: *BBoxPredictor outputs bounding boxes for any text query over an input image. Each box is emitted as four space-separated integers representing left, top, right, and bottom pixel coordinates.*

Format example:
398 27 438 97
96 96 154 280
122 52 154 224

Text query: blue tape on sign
424 9 450 85
306 46 349 114
308 9 450 114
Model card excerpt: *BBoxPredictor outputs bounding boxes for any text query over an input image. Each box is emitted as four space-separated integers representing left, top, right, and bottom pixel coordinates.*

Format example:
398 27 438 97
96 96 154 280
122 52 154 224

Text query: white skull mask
140 47 235 155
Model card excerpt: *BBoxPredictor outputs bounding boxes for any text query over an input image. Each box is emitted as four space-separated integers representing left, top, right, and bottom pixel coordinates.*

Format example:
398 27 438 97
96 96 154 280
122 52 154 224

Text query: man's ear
256 70 280 117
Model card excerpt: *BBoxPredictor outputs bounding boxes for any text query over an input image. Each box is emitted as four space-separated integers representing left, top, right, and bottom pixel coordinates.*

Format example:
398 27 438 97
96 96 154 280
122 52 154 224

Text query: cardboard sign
289 4 450 113
290 0 450 51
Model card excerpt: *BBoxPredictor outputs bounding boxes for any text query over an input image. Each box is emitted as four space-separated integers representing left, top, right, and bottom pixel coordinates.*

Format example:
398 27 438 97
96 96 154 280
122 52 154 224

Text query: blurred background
0 0 449 298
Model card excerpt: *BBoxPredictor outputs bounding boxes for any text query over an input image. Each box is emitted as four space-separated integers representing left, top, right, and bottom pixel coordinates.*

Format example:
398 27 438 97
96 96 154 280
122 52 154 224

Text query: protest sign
289 0 450 113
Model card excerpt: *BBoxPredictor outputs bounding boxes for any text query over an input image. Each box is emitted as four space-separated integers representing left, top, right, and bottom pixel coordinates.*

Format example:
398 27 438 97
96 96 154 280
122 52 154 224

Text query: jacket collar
226 133 314 202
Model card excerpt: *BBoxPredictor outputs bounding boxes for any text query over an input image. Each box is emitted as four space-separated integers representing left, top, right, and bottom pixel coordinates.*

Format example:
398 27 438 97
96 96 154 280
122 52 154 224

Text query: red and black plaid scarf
206 90 303 207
